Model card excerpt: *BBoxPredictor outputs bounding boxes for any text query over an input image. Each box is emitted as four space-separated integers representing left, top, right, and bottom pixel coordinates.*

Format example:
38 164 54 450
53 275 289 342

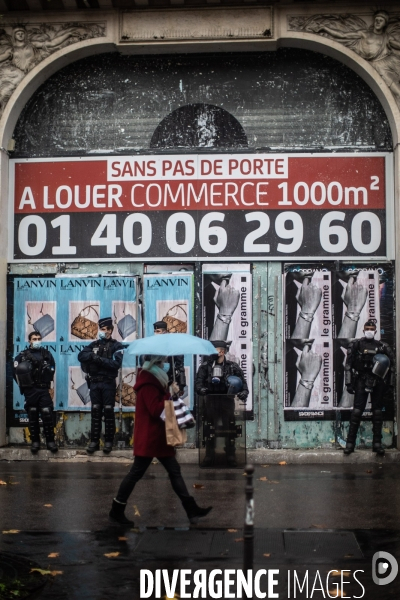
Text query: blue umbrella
127 333 216 357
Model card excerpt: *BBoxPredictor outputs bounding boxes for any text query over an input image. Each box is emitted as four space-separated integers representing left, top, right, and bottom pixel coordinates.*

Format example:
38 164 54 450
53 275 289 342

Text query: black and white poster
202 264 253 412
284 263 395 420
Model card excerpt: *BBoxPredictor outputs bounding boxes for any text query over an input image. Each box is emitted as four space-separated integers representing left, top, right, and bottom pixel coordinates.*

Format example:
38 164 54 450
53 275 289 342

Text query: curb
0 447 399 463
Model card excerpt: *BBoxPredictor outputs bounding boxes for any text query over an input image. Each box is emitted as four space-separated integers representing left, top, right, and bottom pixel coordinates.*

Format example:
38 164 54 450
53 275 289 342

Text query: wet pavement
0 462 399 598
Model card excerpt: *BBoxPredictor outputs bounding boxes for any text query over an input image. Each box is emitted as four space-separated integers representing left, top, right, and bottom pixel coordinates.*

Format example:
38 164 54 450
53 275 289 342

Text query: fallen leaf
104 552 120 558
260 464 270 468
118 536 128 541
234 538 244 542
133 505 141 517
0 480 7 485
30 568 63 576
163 594 180 600
44 504 53 508
263 553 271 557
227 529 237 533
193 484 204 489
9 482 20 485
328 591 346 598
311 524 327 529
258 476 268 481
269 480 279 484
47 553 59 558
329 570 342 576
344 554 354 558
2 530 20 534
279 461 287 466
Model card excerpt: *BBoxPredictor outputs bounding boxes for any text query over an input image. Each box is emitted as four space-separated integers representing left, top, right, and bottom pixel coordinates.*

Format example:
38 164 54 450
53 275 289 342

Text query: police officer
153 320 186 393
13 331 57 454
195 340 248 467
78 317 124 455
344 320 394 456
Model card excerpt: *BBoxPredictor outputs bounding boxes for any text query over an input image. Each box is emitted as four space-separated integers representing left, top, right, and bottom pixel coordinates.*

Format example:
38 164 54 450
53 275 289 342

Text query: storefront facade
1 2 399 451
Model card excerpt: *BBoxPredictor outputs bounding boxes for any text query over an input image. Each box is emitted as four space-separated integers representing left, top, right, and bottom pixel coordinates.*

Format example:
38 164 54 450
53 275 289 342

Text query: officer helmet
226 375 243 395
372 354 390 379
15 360 35 387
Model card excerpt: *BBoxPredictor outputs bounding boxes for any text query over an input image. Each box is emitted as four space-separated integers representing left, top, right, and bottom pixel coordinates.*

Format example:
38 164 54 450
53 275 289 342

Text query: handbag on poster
115 372 136 407
71 375 91 405
162 304 187 333
71 305 99 340
114 307 136 340
27 305 54 339
164 399 187 447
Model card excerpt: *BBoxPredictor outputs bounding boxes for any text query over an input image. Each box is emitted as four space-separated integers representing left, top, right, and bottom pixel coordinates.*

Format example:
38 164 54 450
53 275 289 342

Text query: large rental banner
284 263 395 420
143 273 194 409
202 264 253 412
9 153 392 261
11 276 138 413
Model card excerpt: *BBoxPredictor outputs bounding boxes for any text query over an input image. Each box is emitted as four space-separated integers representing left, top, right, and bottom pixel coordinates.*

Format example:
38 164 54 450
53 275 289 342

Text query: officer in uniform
13 331 57 454
344 320 394 456
78 317 124 455
153 320 186 393
195 340 248 466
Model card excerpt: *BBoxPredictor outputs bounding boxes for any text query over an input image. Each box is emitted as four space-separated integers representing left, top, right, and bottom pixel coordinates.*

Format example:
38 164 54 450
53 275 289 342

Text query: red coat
133 369 174 457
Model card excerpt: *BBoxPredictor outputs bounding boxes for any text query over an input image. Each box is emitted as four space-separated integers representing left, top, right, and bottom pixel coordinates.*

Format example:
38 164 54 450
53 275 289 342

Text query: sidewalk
0 462 399 599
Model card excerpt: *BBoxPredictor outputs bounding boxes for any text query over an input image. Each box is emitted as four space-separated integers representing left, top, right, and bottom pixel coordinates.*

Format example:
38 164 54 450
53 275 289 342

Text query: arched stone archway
1 22 400 447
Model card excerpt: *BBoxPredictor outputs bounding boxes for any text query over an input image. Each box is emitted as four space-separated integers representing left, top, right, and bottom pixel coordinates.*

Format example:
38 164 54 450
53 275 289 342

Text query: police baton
243 464 255 582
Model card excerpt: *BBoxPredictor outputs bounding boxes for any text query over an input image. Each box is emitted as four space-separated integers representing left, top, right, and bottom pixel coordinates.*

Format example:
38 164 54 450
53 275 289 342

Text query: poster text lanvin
139 568 366 598
12 276 138 412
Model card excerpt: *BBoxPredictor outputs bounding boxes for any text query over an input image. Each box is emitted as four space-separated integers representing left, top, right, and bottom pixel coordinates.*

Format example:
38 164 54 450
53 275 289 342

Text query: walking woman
109 355 212 525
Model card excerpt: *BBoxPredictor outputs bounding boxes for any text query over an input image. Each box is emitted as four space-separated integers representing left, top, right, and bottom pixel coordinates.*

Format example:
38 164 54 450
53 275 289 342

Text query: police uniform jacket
133 369 174 457
195 357 249 396
13 347 55 390
345 337 394 384
78 338 124 380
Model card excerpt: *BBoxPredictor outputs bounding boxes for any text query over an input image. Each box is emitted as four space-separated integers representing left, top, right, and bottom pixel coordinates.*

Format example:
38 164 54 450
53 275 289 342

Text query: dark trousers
24 387 53 410
116 455 191 504
89 380 116 408
353 378 385 412
89 380 116 443
23 387 54 444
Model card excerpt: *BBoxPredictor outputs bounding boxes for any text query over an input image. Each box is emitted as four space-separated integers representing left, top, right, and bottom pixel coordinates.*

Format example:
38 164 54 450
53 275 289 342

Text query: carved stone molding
288 11 400 108
0 22 106 115
120 8 273 43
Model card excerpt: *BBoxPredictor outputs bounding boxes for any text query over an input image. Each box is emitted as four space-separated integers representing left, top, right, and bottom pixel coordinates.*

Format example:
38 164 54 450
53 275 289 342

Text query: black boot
372 409 385 456
28 407 40 454
182 497 213 524
201 453 215 467
344 408 362 455
42 407 58 454
87 404 102 454
225 440 237 467
103 406 115 455
109 499 134 525
201 439 215 467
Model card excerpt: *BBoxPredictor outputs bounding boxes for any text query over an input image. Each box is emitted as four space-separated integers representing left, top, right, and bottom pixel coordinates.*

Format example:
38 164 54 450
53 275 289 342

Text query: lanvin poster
143 273 194 409
10 276 138 415
284 263 395 421
202 264 253 413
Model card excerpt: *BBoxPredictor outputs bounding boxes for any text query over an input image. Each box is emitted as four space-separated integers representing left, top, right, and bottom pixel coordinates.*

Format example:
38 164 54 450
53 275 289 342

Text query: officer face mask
31 340 42 349
98 331 107 340
364 330 375 339
162 363 170 373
